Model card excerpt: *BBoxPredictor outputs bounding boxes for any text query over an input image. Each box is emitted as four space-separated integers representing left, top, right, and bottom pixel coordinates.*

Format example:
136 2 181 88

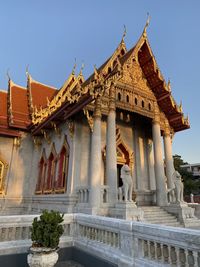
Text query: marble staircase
141 206 183 227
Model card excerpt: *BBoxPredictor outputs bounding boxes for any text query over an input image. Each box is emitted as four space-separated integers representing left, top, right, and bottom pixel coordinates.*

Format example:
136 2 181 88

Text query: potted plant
27 209 64 267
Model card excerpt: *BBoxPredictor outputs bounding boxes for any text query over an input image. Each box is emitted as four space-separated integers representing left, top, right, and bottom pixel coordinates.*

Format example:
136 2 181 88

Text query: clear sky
0 0 199 163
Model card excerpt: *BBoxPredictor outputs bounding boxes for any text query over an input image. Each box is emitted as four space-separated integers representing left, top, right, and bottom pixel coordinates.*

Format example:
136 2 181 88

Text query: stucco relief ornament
83 108 93 132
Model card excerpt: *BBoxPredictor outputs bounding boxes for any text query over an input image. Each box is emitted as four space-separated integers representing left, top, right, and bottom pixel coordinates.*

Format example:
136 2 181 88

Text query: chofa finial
143 12 150 36
6 68 11 81
26 64 29 77
167 79 171 92
80 61 84 75
72 58 77 75
122 25 127 41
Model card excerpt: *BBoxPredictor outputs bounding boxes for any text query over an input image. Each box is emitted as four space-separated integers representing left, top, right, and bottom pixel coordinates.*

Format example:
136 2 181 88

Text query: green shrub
31 210 64 248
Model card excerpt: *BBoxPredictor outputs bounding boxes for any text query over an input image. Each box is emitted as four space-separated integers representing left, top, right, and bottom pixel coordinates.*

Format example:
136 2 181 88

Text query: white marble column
90 97 102 209
106 84 117 204
152 119 168 206
134 128 142 190
147 139 156 191
163 125 174 190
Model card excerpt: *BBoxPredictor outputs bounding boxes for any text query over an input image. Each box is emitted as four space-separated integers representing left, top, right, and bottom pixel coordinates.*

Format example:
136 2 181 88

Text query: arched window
135 97 138 105
55 145 69 193
0 159 8 194
148 103 151 111
142 100 145 108
126 95 129 103
108 67 111 74
113 60 117 68
44 152 56 193
121 49 125 56
35 155 47 194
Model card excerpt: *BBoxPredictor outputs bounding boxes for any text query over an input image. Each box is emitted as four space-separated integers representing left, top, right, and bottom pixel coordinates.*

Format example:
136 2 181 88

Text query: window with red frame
45 153 56 192
56 146 69 192
36 157 46 193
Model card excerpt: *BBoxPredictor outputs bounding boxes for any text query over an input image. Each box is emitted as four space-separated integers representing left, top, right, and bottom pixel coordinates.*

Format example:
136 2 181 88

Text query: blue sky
0 0 199 163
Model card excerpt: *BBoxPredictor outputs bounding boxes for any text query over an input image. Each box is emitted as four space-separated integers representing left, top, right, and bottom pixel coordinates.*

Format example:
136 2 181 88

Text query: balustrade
139 238 200 266
0 214 200 267
78 224 119 248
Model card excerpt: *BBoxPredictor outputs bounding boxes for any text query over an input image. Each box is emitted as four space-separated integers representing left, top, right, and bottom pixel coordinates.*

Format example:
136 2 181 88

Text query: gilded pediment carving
119 60 153 96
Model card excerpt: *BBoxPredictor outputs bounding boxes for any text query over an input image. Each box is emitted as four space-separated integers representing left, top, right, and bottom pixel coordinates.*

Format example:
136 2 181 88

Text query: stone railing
0 213 200 266
134 223 200 267
0 214 74 255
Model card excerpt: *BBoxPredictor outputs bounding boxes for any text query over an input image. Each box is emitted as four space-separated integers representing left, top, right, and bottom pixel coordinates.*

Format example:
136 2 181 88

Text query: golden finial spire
79 61 84 76
122 25 127 42
72 58 77 75
6 68 11 81
26 64 30 77
179 101 183 113
94 64 99 79
143 12 150 37
167 79 171 92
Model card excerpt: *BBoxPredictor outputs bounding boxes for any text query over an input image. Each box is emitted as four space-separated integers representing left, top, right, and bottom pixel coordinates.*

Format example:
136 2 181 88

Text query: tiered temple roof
0 26 190 138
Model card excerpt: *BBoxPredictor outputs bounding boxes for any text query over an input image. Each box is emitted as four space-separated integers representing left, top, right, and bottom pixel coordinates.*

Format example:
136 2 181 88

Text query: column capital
94 96 101 119
153 103 160 124
163 120 170 137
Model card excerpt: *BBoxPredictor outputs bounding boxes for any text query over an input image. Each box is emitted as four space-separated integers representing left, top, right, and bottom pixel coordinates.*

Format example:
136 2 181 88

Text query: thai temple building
1 22 198 228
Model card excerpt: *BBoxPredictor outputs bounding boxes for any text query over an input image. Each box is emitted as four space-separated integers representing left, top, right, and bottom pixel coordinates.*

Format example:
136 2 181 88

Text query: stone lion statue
169 170 185 204
118 164 133 202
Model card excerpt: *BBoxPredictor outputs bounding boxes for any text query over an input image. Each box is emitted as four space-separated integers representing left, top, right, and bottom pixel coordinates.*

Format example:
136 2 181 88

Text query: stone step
144 218 178 225
144 213 176 218
144 217 178 222
141 206 183 227
144 211 169 215
148 221 182 227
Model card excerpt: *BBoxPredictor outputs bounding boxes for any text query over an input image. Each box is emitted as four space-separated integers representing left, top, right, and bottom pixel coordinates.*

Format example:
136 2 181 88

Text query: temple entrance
103 128 134 186
116 128 134 188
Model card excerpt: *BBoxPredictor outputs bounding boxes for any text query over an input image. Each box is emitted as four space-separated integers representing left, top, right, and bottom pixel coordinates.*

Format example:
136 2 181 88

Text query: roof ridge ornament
143 12 150 37
26 64 30 77
94 64 99 80
79 62 84 76
167 79 171 92
122 24 127 43
6 68 11 81
72 58 77 75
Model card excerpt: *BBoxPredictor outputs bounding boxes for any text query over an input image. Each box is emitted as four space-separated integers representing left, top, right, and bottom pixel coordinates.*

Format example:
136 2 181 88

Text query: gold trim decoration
31 71 85 125
13 137 21 147
41 129 51 144
50 122 61 137
66 120 74 139
0 156 9 195
33 136 42 148
83 108 94 132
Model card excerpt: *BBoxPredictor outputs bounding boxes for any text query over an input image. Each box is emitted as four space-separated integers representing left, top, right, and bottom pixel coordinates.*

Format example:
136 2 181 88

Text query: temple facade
0 25 191 219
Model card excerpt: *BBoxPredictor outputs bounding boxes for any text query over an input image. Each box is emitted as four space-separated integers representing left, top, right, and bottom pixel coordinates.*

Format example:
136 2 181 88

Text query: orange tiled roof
29 78 57 110
0 90 8 127
9 81 31 129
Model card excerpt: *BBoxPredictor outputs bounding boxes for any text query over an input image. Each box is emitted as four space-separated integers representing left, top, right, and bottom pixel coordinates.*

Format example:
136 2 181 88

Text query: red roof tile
0 90 8 127
30 79 57 109
9 81 31 128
